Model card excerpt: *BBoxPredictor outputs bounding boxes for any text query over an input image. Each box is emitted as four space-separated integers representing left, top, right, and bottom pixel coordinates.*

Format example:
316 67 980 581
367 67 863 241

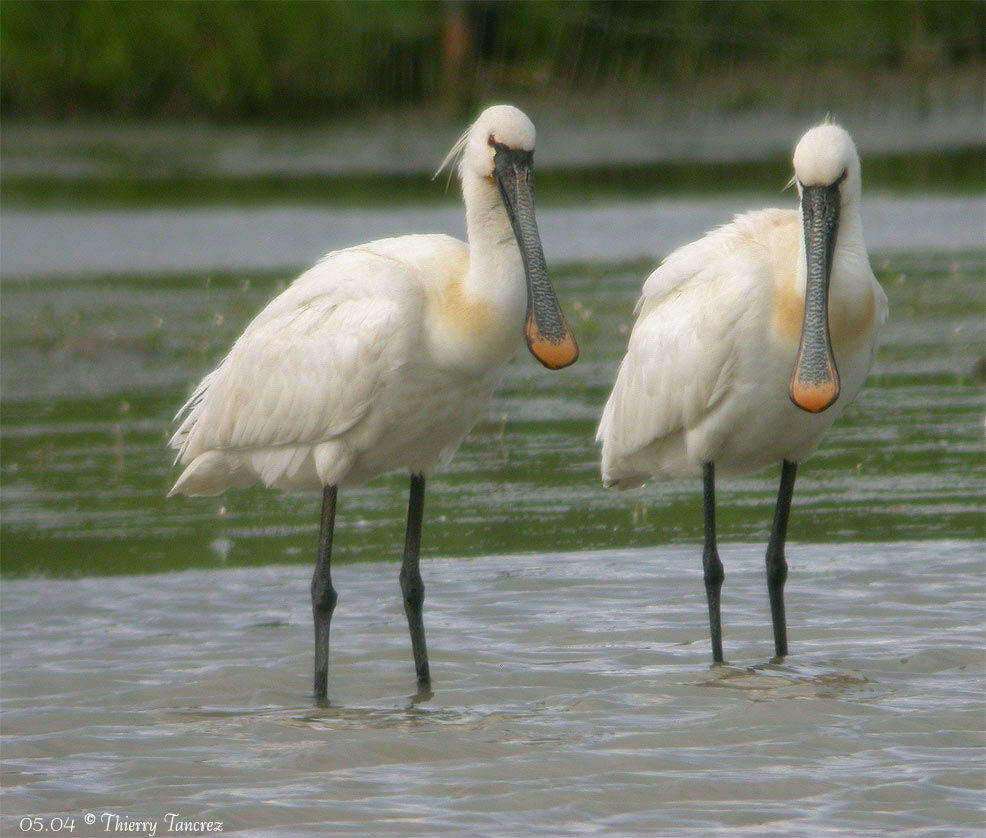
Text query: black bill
492 143 578 370
790 182 842 413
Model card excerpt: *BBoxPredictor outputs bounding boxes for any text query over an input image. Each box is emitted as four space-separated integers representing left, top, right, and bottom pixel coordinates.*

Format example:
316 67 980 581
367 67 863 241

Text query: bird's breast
771 276 877 350
425 279 520 372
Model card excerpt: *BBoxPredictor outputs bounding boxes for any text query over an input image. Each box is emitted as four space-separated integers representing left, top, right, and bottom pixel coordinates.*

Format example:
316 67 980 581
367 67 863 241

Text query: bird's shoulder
330 234 469 286
597 212 791 458
341 233 468 264
639 207 796 310
239 235 468 339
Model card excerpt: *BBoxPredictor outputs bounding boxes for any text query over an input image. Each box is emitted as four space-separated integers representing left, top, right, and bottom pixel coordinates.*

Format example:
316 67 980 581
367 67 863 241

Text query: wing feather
171 250 422 467
598 218 768 485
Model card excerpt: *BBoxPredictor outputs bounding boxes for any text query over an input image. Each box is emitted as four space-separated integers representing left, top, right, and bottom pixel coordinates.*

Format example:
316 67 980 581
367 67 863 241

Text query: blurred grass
2 1 982 121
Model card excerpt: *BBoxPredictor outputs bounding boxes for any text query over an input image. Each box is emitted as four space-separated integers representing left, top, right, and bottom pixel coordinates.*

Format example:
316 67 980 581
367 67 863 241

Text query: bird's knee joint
766 552 788 585
312 584 338 614
703 551 724 589
704 564 724 590
402 579 425 609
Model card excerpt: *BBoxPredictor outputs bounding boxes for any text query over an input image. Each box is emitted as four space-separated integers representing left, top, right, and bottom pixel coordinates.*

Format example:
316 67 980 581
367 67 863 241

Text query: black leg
766 460 798 658
311 485 338 700
702 462 725 663
400 473 430 686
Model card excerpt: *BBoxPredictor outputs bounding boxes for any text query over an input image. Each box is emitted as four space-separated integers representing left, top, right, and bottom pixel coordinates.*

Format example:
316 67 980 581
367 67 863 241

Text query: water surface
2 196 983 278
2 542 983 835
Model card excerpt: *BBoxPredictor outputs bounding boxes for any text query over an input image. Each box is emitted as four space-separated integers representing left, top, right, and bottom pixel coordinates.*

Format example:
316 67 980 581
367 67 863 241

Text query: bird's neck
796 199 870 299
459 171 527 319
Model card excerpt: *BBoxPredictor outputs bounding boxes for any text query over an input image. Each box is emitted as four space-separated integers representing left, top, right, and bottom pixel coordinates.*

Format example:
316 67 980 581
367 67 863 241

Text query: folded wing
169 247 424 494
597 219 764 486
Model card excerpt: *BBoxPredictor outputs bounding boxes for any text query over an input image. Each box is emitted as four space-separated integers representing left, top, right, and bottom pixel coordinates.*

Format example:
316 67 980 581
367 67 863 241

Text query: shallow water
2 196 984 278
1 207 984 833
1 251 983 577
2 543 984 835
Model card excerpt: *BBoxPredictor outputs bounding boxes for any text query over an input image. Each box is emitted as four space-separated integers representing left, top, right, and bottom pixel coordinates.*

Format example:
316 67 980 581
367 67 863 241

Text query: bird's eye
487 134 496 147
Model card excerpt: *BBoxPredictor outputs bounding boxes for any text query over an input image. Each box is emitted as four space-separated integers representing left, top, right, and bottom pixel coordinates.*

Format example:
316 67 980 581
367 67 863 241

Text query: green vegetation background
3 0 982 122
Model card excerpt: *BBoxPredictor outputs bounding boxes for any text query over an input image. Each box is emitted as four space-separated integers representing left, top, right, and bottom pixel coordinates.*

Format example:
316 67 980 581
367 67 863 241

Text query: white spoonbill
169 105 578 699
596 123 887 663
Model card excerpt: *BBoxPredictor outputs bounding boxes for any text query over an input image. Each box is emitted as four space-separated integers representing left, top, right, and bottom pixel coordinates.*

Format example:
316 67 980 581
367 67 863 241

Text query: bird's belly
708 340 874 475
173 358 505 496
340 363 501 485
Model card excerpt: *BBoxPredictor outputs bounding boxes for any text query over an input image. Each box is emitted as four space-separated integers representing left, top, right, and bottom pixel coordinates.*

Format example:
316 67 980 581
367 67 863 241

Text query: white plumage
170 105 575 499
596 122 889 663
167 105 578 697
170 236 492 494
598 127 888 487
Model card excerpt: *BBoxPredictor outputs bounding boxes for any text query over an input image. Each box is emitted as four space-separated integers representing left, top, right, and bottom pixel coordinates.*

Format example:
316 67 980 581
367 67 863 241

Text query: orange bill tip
789 375 840 413
525 317 579 370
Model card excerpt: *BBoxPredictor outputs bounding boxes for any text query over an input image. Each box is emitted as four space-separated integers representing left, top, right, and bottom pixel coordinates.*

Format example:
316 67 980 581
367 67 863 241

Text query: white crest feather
433 126 471 191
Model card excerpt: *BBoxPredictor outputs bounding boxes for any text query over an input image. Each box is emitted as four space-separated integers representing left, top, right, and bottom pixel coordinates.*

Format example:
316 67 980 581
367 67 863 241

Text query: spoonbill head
597 122 887 664
444 104 579 370
169 105 577 699
788 123 862 414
